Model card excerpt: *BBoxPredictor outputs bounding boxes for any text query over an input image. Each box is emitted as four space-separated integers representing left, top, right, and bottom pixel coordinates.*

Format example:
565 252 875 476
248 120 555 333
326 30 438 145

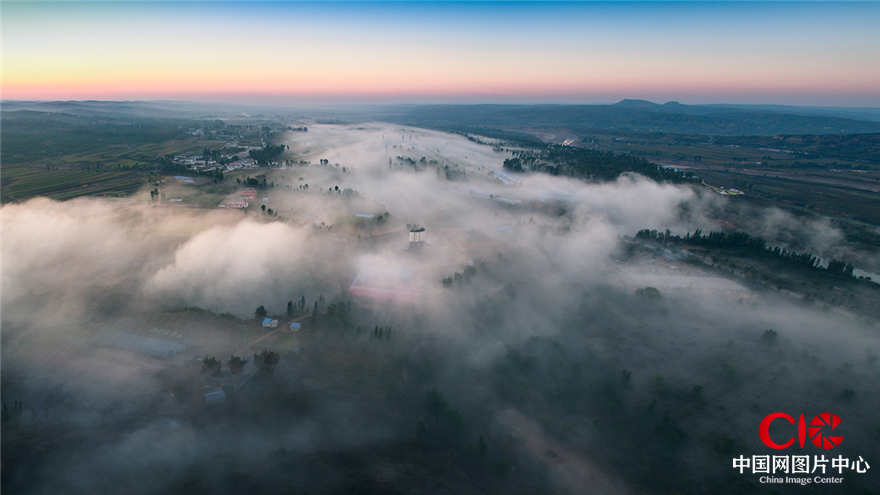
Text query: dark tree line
202 350 279 376
503 145 696 183
635 228 859 277
253 350 280 374
154 155 198 174
238 174 269 188
442 265 477 288
249 144 286 165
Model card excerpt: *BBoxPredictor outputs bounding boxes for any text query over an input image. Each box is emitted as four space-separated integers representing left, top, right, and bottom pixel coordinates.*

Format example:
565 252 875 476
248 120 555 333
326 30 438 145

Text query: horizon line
4 98 880 109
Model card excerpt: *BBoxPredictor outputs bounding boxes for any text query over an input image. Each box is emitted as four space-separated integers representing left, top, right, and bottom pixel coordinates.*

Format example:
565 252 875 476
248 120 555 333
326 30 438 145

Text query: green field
580 131 880 171
1 109 227 202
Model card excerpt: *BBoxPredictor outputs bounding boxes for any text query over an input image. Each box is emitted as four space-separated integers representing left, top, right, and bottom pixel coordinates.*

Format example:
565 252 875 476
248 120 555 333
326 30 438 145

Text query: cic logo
760 412 843 450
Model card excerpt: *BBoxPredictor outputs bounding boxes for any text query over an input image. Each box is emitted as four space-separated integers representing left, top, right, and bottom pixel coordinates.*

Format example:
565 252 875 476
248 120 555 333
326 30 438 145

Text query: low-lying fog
3 123 878 494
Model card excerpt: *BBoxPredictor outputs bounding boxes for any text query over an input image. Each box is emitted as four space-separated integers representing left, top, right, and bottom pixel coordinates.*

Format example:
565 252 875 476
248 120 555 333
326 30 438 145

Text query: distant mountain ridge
4 99 880 135
389 100 880 136
608 99 880 122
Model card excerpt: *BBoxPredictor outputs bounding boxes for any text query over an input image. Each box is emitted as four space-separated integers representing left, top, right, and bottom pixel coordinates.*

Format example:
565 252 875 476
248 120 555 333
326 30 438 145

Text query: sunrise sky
2 1 879 105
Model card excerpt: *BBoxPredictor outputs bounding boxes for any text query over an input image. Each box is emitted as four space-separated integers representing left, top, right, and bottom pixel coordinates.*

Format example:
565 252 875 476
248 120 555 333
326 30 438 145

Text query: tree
202 356 221 375
827 260 855 277
228 355 247 374
248 144 285 165
254 349 280 374
761 329 778 344
503 157 524 172
635 287 662 299
621 369 633 387
255 305 267 319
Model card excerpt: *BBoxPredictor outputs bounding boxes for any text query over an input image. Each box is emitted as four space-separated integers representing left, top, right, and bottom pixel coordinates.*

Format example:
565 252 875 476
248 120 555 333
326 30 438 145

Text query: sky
2 1 879 105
